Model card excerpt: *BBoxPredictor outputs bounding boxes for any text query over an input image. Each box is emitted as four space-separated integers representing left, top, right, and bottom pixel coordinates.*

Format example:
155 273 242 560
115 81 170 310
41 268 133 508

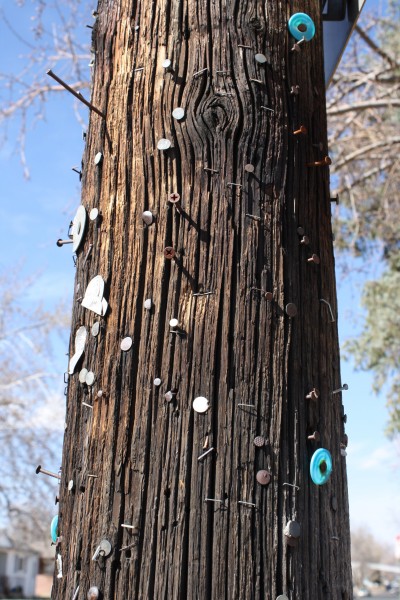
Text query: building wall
0 548 39 596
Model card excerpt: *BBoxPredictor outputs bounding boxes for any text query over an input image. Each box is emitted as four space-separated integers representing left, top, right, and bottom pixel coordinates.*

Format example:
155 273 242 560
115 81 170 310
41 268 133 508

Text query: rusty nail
46 70 105 118
293 125 307 136
307 156 332 167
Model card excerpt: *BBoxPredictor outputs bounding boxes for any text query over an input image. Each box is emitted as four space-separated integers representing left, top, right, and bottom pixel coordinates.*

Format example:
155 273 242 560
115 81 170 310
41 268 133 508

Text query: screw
307 156 332 167
307 254 320 264
307 431 320 442
332 384 348 395
306 388 319 400
36 465 61 480
164 246 176 259
168 192 180 204
56 239 73 247
300 235 309 245
293 125 307 136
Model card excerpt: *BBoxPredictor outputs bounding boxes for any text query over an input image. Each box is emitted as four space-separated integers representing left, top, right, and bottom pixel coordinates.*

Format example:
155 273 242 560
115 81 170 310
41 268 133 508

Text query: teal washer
50 515 59 544
310 448 332 485
288 13 316 42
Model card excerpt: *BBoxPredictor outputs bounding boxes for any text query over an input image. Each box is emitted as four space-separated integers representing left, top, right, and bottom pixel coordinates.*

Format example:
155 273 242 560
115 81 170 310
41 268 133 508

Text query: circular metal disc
121 337 133 351
72 205 87 253
79 368 88 383
157 138 172 150
89 207 99 221
94 152 103 165
85 371 96 386
193 396 210 413
169 318 179 328
244 164 255 173
154 378 162 386
144 299 152 310
172 107 185 120
256 470 271 485
91 321 100 337
253 436 266 447
162 58 171 68
255 53 267 64
142 210 153 225
285 303 297 317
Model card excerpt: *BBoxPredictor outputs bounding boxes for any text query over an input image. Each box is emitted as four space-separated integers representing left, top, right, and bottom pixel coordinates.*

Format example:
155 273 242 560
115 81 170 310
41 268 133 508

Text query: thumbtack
198 448 215 461
332 384 348 395
246 214 261 221
56 239 73 247
307 254 320 264
164 246 176 259
320 298 335 322
153 378 162 386
36 465 61 480
307 431 320 441
307 156 332 167
238 500 256 507
290 85 300 95
46 70 105 118
293 125 307 136
306 388 319 400
193 67 208 78
300 235 309 245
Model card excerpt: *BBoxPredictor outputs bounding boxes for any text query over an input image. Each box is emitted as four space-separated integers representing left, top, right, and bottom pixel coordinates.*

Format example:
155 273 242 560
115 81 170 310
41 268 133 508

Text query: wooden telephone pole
54 0 352 597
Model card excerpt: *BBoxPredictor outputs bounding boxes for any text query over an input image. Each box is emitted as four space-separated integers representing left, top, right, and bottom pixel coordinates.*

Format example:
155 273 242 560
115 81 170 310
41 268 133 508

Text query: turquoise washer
310 448 332 485
288 13 316 42
50 515 59 543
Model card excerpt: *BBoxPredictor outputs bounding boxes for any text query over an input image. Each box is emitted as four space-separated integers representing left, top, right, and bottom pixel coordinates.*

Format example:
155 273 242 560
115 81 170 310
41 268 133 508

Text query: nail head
255 53 267 64
172 107 185 120
144 298 152 310
256 470 271 485
169 318 179 328
162 58 172 69
193 396 210 414
89 208 99 221
154 378 162 386
121 337 133 352
285 303 297 317
85 371 95 386
157 138 172 150
94 152 103 165
244 163 255 173
79 368 88 383
91 321 100 337
253 435 266 447
142 210 154 225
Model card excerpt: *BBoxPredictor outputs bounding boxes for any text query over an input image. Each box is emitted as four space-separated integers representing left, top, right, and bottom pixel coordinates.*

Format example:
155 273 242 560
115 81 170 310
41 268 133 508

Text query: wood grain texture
54 0 352 598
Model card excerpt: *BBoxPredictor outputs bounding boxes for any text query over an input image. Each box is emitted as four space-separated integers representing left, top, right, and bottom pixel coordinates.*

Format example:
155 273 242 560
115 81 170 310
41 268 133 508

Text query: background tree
327 1 400 438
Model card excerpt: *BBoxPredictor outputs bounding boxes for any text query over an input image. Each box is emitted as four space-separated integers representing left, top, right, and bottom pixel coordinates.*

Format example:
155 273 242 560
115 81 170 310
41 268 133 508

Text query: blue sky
0 0 398 552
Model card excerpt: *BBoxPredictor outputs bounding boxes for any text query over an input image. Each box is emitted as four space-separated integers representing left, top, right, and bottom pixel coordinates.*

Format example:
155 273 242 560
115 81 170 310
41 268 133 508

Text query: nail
330 195 339 205
238 500 256 507
203 435 209 449
162 58 173 71
134 67 144 72
46 70 105 118
72 586 80 600
251 288 273 301
216 70 229 75
320 298 335 322
72 167 82 178
307 431 320 441
300 235 309 245
244 164 255 173
198 448 215 461
94 152 103 165
307 156 332 167
297 227 305 235
203 167 219 173
282 482 300 490
246 214 261 221
290 85 300 95
204 498 224 503
55 495 59 504
307 254 320 264
332 384 348 395
56 239 73 247
260 106 274 113
36 465 61 480
193 67 208 78
121 524 140 533
82 401 93 409
164 246 176 259
306 388 319 400
293 125 307 136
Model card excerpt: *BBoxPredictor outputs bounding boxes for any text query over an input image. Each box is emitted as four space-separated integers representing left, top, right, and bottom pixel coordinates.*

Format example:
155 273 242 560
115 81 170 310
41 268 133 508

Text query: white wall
1 549 39 597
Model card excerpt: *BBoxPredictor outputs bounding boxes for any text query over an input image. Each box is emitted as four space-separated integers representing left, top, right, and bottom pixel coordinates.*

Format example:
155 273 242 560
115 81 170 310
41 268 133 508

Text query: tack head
255 53 267 64
89 208 99 221
285 303 298 317
165 391 174 402
144 298 152 310
79 368 88 383
244 164 255 173
121 337 133 352
85 371 96 386
193 396 210 413
172 107 185 120
169 318 179 328
94 152 103 165
91 321 100 337
162 58 172 69
157 138 172 150
142 210 154 225
154 378 162 386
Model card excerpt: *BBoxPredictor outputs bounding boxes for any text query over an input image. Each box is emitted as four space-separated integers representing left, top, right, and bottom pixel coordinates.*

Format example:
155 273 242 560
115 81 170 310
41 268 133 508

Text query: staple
282 482 300 490
250 78 263 84
134 67 144 72
238 44 252 49
192 291 214 296
260 106 274 113
238 500 256 507
246 214 261 221
193 68 208 78
204 167 219 173
227 182 242 188
198 448 215 461
238 403 255 408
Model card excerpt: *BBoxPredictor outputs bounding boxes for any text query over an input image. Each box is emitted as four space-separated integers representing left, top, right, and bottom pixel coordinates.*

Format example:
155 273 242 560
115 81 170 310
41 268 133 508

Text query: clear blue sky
0 0 398 552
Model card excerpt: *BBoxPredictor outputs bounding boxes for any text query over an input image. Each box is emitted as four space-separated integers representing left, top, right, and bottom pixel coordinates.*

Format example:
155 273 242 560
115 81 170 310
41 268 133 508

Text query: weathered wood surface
54 0 352 598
